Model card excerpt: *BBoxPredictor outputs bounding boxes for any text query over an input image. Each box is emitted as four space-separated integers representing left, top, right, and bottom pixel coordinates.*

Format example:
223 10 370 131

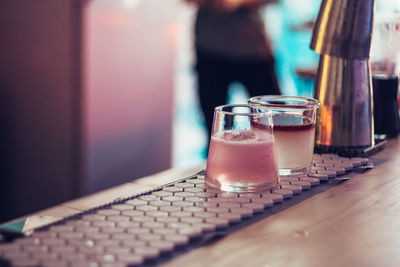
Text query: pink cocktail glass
205 104 279 192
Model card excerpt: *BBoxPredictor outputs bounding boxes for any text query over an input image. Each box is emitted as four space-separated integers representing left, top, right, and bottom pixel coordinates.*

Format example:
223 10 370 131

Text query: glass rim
214 104 272 116
248 95 320 109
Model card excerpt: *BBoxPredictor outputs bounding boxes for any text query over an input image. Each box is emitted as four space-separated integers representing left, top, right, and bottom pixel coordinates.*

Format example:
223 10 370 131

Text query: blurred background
0 0 320 223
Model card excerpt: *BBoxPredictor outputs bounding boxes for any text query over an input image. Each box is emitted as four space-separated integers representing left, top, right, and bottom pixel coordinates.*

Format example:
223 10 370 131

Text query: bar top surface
9 138 400 267
166 138 400 267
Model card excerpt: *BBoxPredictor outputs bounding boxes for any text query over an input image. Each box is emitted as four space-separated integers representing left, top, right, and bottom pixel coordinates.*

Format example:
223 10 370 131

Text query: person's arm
216 0 280 12
183 0 208 6
183 0 225 10
238 0 279 9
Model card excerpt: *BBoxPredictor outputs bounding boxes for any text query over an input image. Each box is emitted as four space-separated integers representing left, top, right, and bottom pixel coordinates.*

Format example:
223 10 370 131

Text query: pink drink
205 130 278 191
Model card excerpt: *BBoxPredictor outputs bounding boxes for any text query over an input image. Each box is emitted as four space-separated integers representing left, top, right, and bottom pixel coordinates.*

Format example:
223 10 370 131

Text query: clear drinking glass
205 104 279 192
370 12 400 78
248 96 320 175
370 12 400 137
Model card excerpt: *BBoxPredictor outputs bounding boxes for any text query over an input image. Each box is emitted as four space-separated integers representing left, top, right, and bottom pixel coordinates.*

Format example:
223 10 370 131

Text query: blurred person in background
185 0 281 144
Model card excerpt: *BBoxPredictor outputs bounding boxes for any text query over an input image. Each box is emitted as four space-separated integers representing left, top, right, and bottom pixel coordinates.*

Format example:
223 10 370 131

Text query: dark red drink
372 75 400 137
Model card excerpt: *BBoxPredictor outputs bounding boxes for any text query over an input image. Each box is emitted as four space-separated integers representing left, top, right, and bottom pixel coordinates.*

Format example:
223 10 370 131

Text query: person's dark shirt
195 6 273 60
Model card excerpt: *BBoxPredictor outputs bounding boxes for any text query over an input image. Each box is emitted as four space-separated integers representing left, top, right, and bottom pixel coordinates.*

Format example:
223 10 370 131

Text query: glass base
205 179 277 193
279 167 308 176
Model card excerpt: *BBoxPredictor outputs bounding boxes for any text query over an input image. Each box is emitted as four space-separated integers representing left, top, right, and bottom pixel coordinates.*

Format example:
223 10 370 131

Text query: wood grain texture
164 138 400 267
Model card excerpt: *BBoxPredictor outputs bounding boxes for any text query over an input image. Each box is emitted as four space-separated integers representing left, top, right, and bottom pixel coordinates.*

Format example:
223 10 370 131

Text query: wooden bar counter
8 138 400 267
165 138 400 267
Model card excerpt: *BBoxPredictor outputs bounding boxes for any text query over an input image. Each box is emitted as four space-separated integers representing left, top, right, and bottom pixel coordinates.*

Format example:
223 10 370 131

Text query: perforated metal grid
0 154 369 266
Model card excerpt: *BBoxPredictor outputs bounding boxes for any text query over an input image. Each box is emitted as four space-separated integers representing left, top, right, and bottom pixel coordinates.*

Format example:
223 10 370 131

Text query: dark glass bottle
372 75 400 137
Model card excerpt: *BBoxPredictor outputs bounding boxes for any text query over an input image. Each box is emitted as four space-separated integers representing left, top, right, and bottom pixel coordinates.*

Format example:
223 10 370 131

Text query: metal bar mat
0 154 370 266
